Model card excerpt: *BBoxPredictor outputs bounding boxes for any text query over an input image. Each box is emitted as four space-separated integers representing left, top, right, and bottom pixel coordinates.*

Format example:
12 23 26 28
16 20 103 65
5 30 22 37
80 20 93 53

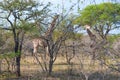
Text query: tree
46 16 74 75
75 2 120 39
0 0 50 76
77 3 120 73
30 0 80 75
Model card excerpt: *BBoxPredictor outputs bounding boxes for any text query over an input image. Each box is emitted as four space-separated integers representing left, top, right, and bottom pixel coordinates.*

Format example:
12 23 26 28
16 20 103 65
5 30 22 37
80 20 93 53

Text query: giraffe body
32 15 59 54
32 38 47 54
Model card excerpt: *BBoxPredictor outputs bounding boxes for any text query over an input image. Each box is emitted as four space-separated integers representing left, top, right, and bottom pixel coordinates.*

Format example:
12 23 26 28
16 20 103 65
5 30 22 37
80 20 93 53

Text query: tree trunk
16 31 24 77
13 30 24 77
0 60 1 73
15 40 21 77
48 58 54 75
16 56 21 76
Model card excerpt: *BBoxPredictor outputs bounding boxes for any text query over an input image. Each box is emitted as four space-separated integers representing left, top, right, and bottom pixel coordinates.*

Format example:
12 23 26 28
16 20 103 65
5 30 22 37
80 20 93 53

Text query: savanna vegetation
0 0 120 80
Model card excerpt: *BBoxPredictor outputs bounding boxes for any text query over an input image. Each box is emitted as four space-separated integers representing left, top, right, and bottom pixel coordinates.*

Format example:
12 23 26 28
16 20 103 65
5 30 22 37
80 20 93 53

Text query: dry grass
1 55 120 80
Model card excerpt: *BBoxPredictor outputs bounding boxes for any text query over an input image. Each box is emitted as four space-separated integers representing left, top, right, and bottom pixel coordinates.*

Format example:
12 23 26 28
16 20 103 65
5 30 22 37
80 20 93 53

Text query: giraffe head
84 25 91 29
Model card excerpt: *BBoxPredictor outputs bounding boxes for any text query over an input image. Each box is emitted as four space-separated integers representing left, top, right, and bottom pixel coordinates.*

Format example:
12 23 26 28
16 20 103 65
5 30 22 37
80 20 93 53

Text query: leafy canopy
0 0 51 38
75 2 120 26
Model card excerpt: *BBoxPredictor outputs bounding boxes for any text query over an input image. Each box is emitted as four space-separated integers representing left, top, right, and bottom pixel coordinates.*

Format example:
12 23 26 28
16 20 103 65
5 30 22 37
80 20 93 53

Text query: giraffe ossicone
84 25 91 29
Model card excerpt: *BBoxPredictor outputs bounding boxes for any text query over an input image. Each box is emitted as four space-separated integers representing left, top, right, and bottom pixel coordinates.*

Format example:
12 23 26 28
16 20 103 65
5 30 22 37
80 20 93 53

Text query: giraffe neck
44 15 59 38
87 29 94 36
86 28 96 41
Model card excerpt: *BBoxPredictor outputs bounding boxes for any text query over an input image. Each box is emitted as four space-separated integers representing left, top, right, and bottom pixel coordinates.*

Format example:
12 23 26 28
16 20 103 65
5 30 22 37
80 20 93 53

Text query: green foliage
17 21 37 33
74 33 83 40
0 51 21 59
75 2 120 26
0 0 51 34
53 31 63 40
0 0 38 11
107 34 120 43
53 30 82 41
0 29 5 46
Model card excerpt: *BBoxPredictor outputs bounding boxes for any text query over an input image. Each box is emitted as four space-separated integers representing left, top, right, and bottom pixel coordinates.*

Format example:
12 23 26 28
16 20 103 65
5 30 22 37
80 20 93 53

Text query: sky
0 0 119 34
39 0 120 34
39 0 119 14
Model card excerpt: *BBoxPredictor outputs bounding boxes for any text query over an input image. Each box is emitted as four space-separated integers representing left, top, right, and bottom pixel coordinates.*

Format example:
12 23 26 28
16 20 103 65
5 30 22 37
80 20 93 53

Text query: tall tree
75 2 120 39
75 2 120 71
47 17 74 75
0 0 50 76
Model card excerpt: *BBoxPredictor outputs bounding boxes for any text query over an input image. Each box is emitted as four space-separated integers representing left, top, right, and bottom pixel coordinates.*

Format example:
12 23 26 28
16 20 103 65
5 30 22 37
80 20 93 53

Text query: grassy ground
1 55 120 80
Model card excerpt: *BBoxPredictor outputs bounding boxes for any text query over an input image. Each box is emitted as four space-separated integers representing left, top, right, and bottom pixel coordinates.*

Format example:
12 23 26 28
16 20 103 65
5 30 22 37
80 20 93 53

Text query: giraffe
85 25 107 48
85 25 107 60
85 25 109 71
32 15 59 54
44 14 59 38
32 37 48 54
85 25 97 48
32 15 59 72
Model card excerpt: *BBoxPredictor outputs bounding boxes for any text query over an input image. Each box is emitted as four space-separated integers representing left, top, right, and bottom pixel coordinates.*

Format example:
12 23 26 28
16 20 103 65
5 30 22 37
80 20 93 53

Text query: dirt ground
1 56 120 80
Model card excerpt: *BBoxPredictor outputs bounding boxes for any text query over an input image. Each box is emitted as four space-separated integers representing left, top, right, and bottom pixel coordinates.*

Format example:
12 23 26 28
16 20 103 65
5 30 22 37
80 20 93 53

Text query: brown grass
1 55 120 80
